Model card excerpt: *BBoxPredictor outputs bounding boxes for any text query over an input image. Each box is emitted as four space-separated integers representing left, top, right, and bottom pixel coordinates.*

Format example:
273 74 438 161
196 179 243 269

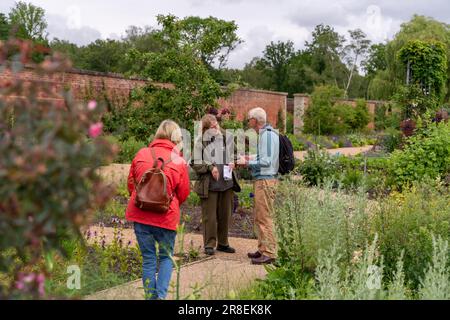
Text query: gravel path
84 226 266 300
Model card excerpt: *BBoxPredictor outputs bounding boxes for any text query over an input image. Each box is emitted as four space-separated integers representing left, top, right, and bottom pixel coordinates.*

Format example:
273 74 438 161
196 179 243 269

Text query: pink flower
89 122 103 138
88 100 97 111
15 281 25 290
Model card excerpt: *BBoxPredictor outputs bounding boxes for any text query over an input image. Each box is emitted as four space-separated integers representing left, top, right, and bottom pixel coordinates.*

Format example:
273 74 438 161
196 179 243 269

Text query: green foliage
94 199 127 222
102 103 155 143
238 183 254 210
106 136 147 164
343 29 371 97
418 236 450 299
389 121 450 188
156 15 242 70
239 180 450 300
0 40 116 298
125 14 240 133
376 128 403 153
220 119 243 130
238 265 315 300
374 103 402 130
274 181 372 271
8 1 48 41
259 40 295 92
398 40 447 103
46 227 142 298
393 84 440 120
286 112 294 135
0 13 10 40
304 86 370 135
303 85 345 135
186 192 201 207
374 183 450 289
371 15 450 101
297 149 338 186
287 133 305 151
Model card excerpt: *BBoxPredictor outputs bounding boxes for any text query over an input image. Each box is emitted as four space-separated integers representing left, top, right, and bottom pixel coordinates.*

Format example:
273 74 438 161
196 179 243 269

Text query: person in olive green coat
191 114 241 256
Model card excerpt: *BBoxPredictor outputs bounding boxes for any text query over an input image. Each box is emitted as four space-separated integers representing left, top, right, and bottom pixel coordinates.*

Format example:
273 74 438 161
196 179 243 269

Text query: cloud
227 25 275 68
289 1 352 29
46 13 102 46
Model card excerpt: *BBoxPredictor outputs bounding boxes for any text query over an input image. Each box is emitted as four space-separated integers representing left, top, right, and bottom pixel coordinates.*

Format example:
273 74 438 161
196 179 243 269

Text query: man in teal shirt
238 107 279 265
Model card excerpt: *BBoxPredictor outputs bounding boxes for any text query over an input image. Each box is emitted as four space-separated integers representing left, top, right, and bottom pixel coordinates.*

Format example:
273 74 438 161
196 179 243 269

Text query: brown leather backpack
134 148 174 213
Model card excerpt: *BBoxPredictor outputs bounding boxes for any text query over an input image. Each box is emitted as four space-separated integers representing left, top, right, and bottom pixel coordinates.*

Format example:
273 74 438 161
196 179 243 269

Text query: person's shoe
204 247 215 256
251 255 275 265
247 251 262 259
217 245 236 254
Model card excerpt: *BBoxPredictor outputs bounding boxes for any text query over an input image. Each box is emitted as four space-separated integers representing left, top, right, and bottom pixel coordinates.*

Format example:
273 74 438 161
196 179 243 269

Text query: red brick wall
217 88 287 129
1 67 287 129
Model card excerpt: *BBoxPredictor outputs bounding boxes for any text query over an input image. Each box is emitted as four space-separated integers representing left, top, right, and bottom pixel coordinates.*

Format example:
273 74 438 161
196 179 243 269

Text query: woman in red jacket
126 120 190 300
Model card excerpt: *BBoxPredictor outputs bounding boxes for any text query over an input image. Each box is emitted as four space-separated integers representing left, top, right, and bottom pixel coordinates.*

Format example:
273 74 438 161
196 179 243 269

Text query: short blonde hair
248 107 267 125
154 120 183 145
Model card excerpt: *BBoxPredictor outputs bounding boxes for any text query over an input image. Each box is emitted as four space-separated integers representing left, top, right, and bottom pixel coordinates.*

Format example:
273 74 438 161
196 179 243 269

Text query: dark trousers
201 189 234 248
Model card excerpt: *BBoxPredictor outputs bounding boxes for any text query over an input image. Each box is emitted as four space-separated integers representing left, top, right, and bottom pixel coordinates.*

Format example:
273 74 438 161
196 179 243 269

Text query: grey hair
248 107 267 125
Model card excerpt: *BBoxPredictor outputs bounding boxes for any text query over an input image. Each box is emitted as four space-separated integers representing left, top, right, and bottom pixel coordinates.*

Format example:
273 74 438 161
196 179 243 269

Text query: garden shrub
304 86 371 135
297 149 338 186
102 103 157 143
113 136 147 164
373 182 450 289
46 226 142 298
303 85 345 135
375 103 401 131
274 180 372 271
376 128 403 153
0 39 116 298
287 134 305 151
389 121 450 188
286 112 294 135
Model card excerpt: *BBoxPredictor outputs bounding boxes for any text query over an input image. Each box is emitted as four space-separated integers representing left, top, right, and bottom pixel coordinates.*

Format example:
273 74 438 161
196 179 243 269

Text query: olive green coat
190 131 241 199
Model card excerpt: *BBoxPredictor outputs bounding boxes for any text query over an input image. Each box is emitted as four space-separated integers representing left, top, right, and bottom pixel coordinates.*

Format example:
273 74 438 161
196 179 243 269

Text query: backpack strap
150 147 173 170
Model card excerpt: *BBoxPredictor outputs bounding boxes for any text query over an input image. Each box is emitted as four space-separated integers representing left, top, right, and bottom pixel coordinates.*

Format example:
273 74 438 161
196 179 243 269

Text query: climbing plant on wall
397 40 447 118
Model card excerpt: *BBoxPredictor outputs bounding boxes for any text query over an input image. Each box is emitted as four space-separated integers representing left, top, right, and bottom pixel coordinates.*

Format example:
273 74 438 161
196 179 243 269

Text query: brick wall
293 94 386 134
217 88 288 129
1 66 288 130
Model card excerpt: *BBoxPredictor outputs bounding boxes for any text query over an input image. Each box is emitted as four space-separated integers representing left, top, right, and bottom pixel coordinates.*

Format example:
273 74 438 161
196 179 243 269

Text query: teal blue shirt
248 124 279 180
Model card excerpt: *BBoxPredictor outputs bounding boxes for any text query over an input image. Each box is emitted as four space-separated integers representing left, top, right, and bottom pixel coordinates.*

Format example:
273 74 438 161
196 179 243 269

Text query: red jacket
125 139 190 231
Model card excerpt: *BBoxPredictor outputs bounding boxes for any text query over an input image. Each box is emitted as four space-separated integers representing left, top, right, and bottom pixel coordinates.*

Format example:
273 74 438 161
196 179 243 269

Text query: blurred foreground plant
0 38 117 299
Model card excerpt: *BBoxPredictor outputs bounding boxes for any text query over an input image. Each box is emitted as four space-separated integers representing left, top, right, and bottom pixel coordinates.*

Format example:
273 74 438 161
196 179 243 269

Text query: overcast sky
1 0 450 69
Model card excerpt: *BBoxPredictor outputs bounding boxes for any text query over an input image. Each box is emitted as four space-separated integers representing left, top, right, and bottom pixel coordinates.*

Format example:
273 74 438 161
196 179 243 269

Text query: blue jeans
134 222 176 300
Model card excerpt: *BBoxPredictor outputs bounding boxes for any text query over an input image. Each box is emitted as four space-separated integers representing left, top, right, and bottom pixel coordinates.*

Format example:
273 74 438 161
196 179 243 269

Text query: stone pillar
367 101 377 130
293 94 309 135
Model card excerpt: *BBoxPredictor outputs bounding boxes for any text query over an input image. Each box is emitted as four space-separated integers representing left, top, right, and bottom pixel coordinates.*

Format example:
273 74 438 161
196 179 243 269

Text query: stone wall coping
226 87 288 96
23 64 148 81
22 65 289 96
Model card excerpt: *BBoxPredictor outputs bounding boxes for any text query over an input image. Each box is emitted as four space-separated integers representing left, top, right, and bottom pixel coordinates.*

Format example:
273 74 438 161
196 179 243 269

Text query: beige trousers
254 179 278 259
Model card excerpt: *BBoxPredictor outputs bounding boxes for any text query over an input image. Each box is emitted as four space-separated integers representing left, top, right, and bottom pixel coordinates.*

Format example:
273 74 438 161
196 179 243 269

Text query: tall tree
370 15 450 101
156 14 242 70
124 14 234 135
343 29 371 97
0 13 10 40
285 50 317 95
305 24 346 88
260 40 295 92
80 39 127 73
8 1 48 41
123 25 163 53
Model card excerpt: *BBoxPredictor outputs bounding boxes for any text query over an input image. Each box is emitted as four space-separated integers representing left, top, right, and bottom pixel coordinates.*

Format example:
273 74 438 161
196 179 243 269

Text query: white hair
248 107 267 125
